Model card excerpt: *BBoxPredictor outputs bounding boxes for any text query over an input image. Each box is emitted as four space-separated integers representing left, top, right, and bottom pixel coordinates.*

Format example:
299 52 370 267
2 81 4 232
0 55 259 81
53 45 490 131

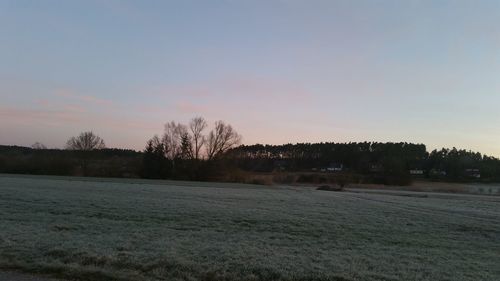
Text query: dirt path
0 271 65 281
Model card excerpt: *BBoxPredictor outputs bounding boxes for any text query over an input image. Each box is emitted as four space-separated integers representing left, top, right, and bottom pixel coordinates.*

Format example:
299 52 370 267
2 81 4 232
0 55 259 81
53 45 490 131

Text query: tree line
0 144 141 177
1 117 500 184
229 142 500 182
141 117 241 180
0 117 243 181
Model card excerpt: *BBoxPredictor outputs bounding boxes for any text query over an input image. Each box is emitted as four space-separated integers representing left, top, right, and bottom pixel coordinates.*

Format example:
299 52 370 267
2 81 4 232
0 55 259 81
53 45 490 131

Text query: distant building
465 169 481 179
326 162 343 172
370 164 384 173
430 169 447 177
409 169 424 176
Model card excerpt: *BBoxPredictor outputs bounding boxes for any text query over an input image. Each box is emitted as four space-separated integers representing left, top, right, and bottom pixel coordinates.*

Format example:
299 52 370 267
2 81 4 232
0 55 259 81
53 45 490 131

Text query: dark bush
317 185 343 192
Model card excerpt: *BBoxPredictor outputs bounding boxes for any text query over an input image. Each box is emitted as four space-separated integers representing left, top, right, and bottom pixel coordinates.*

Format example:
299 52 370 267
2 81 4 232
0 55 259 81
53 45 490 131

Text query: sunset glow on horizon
1 0 499 156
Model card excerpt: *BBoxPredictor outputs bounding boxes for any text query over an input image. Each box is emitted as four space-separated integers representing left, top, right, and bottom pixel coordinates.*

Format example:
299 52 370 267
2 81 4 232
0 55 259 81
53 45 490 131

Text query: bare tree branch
162 121 187 160
206 121 242 160
32 142 47 150
66 131 105 151
189 116 207 160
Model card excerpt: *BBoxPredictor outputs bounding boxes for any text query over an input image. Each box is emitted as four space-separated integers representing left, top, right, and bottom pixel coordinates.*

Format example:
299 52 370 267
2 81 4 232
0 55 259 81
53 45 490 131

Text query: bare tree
66 131 105 151
32 142 47 149
162 121 187 160
189 116 207 160
150 135 164 152
65 131 105 176
206 120 242 160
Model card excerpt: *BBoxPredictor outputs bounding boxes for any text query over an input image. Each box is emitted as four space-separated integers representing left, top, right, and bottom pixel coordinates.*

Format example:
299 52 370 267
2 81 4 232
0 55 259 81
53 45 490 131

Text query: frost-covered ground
0 271 64 281
349 181 500 196
0 174 499 281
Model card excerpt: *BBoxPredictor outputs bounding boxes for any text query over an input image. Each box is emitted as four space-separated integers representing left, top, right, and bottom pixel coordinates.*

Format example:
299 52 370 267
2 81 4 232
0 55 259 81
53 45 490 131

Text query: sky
1 0 499 156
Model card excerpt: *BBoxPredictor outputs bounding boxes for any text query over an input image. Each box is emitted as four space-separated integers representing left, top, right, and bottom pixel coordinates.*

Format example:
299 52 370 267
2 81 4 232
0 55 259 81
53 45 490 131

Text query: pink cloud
174 101 210 114
35 98 86 113
146 77 312 103
219 77 312 102
0 106 84 126
54 89 114 106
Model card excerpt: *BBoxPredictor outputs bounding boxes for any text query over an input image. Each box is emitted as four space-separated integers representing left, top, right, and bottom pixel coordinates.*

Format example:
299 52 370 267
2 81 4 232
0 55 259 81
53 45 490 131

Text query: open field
1 174 499 281
223 171 500 196
0 271 64 281
349 180 500 196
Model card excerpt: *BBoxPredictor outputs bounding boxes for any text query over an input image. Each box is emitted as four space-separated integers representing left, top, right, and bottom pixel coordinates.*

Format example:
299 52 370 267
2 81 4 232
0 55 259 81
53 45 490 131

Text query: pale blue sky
1 0 499 155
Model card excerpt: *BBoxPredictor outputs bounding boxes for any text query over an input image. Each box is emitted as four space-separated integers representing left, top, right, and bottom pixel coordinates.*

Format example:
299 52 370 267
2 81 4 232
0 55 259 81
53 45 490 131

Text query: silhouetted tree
162 122 187 160
142 117 243 180
142 135 171 179
66 131 105 175
66 131 105 151
32 142 47 149
189 116 207 160
206 121 242 160
180 132 193 160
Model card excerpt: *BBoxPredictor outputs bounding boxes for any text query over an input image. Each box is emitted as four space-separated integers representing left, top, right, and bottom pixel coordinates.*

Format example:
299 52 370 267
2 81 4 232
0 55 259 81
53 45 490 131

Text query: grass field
0 174 499 281
349 180 500 196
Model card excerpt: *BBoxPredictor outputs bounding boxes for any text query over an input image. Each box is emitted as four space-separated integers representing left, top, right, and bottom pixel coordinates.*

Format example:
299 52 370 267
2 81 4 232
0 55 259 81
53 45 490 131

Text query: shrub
272 173 296 184
317 185 343 192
